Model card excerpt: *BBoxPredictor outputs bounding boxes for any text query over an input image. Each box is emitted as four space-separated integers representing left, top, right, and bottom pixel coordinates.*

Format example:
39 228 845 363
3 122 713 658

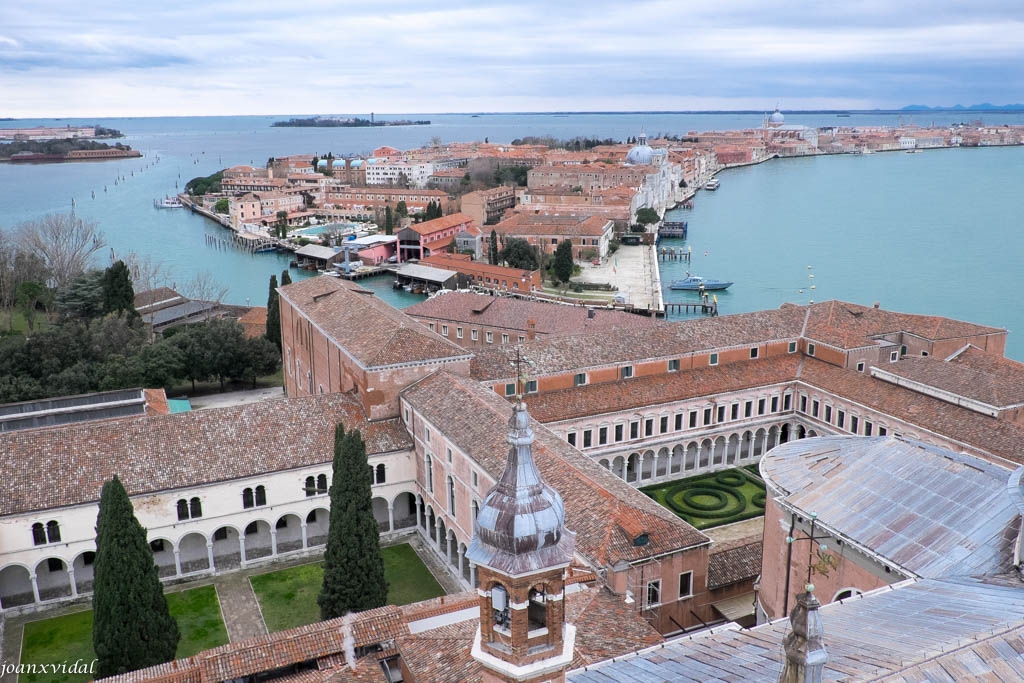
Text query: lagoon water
1 113 1022 356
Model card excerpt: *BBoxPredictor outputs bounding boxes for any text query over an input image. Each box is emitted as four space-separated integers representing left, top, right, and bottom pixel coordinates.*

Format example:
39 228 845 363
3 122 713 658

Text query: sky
1 1 1023 117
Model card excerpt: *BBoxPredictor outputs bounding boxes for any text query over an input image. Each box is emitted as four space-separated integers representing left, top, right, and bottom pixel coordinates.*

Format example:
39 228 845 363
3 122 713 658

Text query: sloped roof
761 436 1016 578
278 275 469 369
407 213 474 236
876 346 1024 409
708 541 763 590
401 371 709 568
0 393 410 516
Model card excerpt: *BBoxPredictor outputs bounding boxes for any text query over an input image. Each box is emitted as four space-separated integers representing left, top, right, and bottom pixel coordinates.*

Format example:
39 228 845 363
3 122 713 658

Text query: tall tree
16 212 106 289
266 274 280 350
395 200 408 218
280 269 292 287
500 237 539 270
552 239 575 285
93 476 179 677
318 425 388 619
488 229 499 265
385 206 394 235
102 260 138 317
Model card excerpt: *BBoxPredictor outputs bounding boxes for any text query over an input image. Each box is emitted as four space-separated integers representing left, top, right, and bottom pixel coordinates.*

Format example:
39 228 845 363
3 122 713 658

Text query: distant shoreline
272 117 431 128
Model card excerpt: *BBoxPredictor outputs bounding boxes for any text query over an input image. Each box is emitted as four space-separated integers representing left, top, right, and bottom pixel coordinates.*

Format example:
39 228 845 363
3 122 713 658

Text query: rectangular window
808 343 816 356
851 416 859 433
783 394 792 411
504 383 516 396
771 396 779 413
674 413 683 431
472 471 478 488
703 408 712 425
502 334 509 344
878 426 887 436
645 418 654 436
812 400 820 418
758 398 766 415
574 373 587 387
744 401 753 418
518 336 526 343
486 332 493 343
865 421 873 436
615 424 624 442
621 365 634 379
660 416 669 433
825 405 833 423
447 447 453 463
599 426 608 445
582 430 593 448
456 327 463 339
646 580 661 607
709 352 719 366
425 429 431 443
471 329 479 341
838 410 846 428
717 405 725 423
525 379 538 394
679 571 693 598
441 325 448 337
630 421 639 439
800 395 807 413
428 323 435 331
788 341 797 353
856 361 865 372
731 403 739 420
689 410 698 429
668 359 680 372
567 432 577 447
750 347 759 359
889 350 898 362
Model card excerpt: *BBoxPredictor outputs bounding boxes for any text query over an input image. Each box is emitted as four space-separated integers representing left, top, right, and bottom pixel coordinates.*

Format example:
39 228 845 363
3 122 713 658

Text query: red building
396 213 475 262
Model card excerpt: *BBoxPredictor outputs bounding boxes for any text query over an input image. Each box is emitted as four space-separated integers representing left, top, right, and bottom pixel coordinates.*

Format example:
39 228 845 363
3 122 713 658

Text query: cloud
0 0 1021 116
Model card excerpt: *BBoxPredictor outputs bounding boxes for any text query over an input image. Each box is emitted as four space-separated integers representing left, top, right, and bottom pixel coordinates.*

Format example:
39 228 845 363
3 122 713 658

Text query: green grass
18 586 228 683
165 367 283 398
641 467 767 530
0 308 53 335
250 544 446 633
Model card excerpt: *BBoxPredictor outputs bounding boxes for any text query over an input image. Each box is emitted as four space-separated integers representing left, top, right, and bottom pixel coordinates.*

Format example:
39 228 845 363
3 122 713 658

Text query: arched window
528 586 547 631
306 510 318 524
243 488 255 509
305 476 316 497
245 522 258 535
491 584 510 630
255 485 266 506
177 499 189 521
46 520 61 543
276 517 288 530
447 476 456 515
833 588 864 602
317 474 328 493
426 454 434 493
32 522 47 546
189 497 202 518
376 464 386 484
472 500 480 525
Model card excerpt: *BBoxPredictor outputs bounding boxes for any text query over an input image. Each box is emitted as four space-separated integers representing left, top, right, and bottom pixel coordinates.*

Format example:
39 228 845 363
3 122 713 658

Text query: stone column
416 500 423 529
300 522 308 549
270 529 278 556
30 573 40 603
68 566 78 598
458 546 464 579
387 504 395 533
470 562 477 588
174 548 182 576
206 542 215 573
240 535 248 568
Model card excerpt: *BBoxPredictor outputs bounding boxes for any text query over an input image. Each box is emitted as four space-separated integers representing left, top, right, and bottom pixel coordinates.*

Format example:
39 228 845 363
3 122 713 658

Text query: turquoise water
661 145 1024 358
1 114 1023 356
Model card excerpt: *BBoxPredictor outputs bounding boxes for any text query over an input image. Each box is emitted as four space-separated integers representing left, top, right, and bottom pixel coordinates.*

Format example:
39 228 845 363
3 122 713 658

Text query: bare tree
183 270 229 304
17 212 106 289
118 250 174 295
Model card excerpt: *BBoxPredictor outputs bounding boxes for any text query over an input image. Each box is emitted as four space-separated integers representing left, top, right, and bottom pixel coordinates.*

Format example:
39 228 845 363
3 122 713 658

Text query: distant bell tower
466 399 577 683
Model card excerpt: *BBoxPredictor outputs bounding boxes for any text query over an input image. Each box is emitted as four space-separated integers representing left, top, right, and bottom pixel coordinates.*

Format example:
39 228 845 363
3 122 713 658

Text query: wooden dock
658 246 691 263
658 220 688 239
663 297 718 316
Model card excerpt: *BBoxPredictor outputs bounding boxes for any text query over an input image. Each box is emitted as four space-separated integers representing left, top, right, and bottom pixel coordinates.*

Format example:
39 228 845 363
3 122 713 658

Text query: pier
658 246 691 263
664 297 718 316
658 220 688 239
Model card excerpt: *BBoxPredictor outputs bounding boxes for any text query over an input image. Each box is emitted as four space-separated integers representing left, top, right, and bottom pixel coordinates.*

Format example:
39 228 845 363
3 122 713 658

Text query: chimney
526 319 536 341
873 302 880 309
779 585 827 683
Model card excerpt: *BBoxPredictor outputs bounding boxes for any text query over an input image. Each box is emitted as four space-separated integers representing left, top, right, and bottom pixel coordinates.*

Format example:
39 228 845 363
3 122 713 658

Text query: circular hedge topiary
666 484 748 519
680 487 729 511
714 470 747 487
752 492 766 508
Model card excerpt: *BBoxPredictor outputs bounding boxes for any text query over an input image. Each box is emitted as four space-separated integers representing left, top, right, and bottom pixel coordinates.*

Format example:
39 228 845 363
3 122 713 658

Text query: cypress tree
265 274 280 350
280 269 292 287
101 260 138 317
385 206 393 235
318 425 388 619
489 229 499 265
93 476 179 677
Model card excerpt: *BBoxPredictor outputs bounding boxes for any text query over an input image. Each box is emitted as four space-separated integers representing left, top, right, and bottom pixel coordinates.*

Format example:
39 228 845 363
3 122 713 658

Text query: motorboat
154 195 183 208
704 178 720 191
669 274 732 291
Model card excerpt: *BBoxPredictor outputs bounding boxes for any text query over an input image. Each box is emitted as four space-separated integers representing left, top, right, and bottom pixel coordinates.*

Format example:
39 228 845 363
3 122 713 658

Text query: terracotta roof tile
395 620 481 683
407 213 474 236
278 276 470 368
566 586 664 667
708 541 763 589
0 393 410 516
877 346 1024 409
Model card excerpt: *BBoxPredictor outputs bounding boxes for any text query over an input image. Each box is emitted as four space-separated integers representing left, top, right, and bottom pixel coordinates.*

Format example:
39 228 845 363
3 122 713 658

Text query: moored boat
704 178 720 191
154 195 183 208
669 274 732 291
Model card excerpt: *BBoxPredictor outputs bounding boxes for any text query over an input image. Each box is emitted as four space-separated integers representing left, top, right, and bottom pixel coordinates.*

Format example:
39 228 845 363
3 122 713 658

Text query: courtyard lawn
18 586 228 683
641 468 767 530
250 544 445 633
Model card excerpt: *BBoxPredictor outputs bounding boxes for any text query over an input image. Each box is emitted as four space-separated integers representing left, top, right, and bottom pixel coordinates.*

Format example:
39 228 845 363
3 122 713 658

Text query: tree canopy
266 274 281 350
93 476 179 676
635 207 660 226
552 239 575 285
500 237 539 270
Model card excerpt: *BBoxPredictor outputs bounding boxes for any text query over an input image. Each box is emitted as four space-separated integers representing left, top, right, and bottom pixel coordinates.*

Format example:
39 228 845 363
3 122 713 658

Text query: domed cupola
769 108 785 127
625 130 654 165
467 400 576 576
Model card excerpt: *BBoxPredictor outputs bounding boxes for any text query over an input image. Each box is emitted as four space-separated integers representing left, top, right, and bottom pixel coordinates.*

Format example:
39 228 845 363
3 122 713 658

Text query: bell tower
466 399 577 683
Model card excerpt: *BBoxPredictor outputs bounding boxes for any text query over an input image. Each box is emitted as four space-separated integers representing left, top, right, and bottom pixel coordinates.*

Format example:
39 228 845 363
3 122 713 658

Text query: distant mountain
901 103 1024 111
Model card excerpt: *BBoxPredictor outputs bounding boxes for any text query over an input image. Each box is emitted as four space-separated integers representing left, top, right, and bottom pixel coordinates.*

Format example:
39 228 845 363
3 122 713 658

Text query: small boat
669 274 732 291
905 149 922 154
154 195 183 208
704 178 720 191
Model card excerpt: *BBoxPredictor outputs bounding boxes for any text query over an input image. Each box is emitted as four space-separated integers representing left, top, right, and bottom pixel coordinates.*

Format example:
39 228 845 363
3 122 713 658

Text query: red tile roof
278 276 469 368
493 214 612 237
407 213 474 236
708 541 763 589
0 393 410 516
875 346 1024 409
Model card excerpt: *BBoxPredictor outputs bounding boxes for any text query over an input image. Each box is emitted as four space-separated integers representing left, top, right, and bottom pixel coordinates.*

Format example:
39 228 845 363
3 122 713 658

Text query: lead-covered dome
466 401 576 576
770 109 785 125
625 131 653 165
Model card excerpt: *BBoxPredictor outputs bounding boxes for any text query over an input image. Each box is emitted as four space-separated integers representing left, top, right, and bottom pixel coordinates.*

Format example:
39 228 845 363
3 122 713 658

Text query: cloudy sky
1 1 1022 117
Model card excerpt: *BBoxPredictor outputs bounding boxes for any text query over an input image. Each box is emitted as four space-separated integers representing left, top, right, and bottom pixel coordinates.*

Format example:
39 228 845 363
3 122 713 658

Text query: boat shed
393 263 458 293
295 244 344 270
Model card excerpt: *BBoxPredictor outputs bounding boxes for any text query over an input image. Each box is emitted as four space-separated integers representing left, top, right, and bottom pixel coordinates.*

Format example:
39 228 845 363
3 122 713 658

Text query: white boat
704 178 720 191
154 195 183 208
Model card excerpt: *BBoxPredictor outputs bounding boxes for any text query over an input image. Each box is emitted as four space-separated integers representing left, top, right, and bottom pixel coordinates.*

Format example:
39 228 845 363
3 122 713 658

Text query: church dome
625 131 653 165
466 401 576 576
770 109 785 125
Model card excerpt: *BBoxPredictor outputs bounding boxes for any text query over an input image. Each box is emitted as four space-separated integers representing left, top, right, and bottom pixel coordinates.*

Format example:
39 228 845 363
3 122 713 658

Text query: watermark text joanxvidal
2 658 98 676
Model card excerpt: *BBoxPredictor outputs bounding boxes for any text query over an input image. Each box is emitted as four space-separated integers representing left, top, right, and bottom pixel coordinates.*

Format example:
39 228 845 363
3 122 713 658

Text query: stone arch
72 549 98 593
598 458 610 470
626 453 639 482
740 430 753 459
699 439 713 468
372 496 391 532
147 537 176 578
807 429 818 438
832 587 864 602
392 492 417 530
612 456 626 480
448 529 459 567
426 505 437 541
460 543 471 582
437 518 448 554
0 564 34 608
641 450 656 480
306 508 330 546
671 444 684 474
210 526 241 571
712 436 727 466
656 447 670 477
685 442 699 470
767 425 780 451
35 557 71 601
275 514 304 553
754 428 767 457
243 520 274 561
726 434 740 465
797 425 807 439
179 531 210 574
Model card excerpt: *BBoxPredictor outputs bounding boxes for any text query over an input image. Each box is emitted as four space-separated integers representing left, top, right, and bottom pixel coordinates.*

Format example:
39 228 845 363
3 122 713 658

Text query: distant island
272 116 430 128
0 137 140 163
901 103 1024 112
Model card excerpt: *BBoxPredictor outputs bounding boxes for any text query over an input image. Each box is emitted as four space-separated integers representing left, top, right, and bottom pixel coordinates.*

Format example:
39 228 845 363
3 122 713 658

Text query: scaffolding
626 558 663 628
